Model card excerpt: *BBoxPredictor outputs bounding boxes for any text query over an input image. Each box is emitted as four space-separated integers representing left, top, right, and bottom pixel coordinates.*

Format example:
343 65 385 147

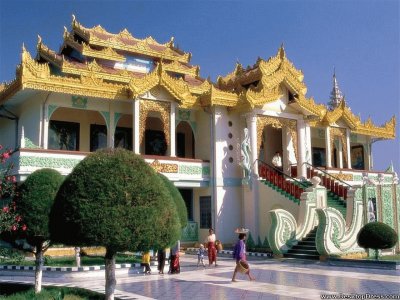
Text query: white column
338 140 343 168
43 103 49 149
346 129 352 169
107 104 115 149
297 119 307 178
133 98 140 154
305 124 312 164
325 127 332 168
170 102 176 157
247 114 258 175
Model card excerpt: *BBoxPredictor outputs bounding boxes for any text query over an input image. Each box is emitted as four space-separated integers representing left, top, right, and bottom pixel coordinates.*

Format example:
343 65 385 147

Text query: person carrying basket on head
231 231 255 282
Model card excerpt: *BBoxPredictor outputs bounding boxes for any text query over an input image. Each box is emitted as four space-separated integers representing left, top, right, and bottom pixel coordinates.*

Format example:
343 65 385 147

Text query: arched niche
176 121 195 159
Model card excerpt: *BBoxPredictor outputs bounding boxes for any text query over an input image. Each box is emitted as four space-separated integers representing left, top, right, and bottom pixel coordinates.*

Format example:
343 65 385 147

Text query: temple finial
328 68 344 110
279 43 286 59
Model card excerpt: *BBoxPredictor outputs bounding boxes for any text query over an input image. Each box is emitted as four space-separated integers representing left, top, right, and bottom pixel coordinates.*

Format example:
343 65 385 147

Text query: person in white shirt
206 228 218 267
272 151 283 171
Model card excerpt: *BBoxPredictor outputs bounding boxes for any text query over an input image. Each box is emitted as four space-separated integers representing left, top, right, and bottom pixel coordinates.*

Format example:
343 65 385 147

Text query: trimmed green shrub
357 222 398 259
16 169 64 245
50 148 181 299
158 173 188 229
246 232 256 251
50 149 181 252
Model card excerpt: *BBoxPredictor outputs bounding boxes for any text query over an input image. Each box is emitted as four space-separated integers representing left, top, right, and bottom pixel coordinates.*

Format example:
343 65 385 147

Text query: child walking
141 251 151 274
197 244 206 267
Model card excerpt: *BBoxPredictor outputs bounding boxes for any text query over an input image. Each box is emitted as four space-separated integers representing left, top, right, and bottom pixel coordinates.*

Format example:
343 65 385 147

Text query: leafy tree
50 148 181 300
357 222 398 260
0 146 20 233
158 173 187 229
14 168 64 293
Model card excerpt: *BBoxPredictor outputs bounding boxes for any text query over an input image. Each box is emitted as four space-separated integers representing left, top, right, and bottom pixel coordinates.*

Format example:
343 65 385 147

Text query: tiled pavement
1 255 399 299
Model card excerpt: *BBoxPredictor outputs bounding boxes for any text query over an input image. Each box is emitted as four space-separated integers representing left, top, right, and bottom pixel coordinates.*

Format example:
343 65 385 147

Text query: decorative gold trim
139 100 171 148
149 159 178 173
256 116 298 160
330 171 353 181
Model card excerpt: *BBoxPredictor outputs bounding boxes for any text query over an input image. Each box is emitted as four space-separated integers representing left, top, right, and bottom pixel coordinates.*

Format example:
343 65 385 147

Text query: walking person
207 228 218 267
197 244 206 267
231 233 255 282
141 251 151 275
169 240 180 274
157 248 166 274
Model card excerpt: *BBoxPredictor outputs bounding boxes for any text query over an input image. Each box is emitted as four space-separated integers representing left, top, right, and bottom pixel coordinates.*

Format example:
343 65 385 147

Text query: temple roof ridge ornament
328 69 344 110
70 15 190 63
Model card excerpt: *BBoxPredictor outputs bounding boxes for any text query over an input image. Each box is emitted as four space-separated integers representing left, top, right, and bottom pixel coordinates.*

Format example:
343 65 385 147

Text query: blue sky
0 0 399 173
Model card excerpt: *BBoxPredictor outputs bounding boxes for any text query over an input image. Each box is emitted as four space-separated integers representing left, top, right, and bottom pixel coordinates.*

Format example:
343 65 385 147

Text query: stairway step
284 253 319 260
292 245 317 250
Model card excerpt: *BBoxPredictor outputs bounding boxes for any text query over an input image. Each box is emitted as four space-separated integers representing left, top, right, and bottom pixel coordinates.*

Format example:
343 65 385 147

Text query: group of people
141 227 256 282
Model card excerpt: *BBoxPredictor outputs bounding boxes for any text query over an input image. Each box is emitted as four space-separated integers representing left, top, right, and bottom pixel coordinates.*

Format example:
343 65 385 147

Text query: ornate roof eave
128 64 198 108
199 85 239 107
161 60 199 77
16 47 130 100
188 78 212 95
323 100 360 129
353 116 396 139
245 84 282 108
63 28 126 62
0 78 22 104
290 94 326 120
71 15 191 64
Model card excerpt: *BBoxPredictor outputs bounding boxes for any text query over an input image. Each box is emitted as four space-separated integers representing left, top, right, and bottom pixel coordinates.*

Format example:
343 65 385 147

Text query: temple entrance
176 121 195 158
262 126 283 167
144 116 167 156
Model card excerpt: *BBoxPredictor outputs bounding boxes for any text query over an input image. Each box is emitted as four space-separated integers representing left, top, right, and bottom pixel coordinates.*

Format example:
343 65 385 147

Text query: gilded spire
328 69 344 110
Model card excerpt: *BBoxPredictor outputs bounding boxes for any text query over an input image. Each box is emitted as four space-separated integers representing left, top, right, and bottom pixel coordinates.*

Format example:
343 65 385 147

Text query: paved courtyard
1 254 399 299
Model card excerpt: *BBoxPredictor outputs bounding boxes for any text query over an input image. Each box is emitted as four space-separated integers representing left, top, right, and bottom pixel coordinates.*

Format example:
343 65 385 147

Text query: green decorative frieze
381 186 394 228
48 105 58 119
20 156 81 169
71 96 88 109
178 165 210 176
353 175 362 181
181 221 198 242
178 110 191 121
24 138 41 149
100 111 110 129
384 176 393 183
350 134 357 143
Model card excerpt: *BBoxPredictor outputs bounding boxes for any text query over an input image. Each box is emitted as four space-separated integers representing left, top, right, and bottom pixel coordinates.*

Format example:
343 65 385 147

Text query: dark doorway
145 130 167 155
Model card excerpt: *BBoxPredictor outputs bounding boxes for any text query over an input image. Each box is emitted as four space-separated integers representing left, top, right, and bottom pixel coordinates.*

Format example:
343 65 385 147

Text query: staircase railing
303 162 352 200
257 159 309 201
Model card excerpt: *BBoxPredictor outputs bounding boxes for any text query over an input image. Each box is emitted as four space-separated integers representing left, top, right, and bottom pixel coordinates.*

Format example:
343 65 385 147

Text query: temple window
199 196 212 229
114 127 132 150
351 145 364 170
90 124 107 152
114 55 153 73
312 147 326 167
176 121 195 158
179 188 194 221
48 120 80 151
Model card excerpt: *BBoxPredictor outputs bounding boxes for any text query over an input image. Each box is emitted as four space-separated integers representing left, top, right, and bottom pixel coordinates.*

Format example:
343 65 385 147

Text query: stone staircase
260 179 300 205
284 227 319 260
327 190 346 218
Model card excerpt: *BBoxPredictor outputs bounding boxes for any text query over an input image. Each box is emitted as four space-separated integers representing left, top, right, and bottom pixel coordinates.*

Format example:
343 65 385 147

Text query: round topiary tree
357 222 398 260
14 168 64 293
50 148 181 300
158 173 188 229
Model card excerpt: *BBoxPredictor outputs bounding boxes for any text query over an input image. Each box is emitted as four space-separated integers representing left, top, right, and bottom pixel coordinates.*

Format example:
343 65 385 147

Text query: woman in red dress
207 228 217 267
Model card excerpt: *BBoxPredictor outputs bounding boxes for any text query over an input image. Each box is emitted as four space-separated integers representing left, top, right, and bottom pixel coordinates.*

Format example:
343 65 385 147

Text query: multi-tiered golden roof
0 16 395 139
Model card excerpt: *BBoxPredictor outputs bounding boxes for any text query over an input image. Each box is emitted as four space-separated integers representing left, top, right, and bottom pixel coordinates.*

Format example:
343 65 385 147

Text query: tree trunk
375 249 379 260
34 241 44 294
75 247 81 267
105 249 116 300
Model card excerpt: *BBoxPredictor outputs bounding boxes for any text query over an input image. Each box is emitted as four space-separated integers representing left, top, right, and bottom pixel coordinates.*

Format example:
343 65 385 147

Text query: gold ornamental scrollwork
330 127 348 167
149 159 178 173
139 100 171 148
256 116 298 160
